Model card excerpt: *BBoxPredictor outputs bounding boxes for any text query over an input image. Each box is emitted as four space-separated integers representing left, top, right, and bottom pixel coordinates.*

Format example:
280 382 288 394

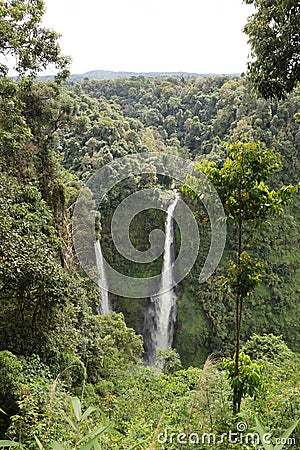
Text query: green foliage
0 175 73 359
60 76 300 366
77 312 143 384
221 351 264 413
0 0 70 79
51 396 120 450
0 12 299 442
243 0 300 99
242 333 295 364
155 348 183 374
185 139 298 414
0 351 24 435
5 355 67 447
193 140 297 226
0 397 119 450
0 339 298 449
0 441 25 448
0 78 32 172
221 251 266 299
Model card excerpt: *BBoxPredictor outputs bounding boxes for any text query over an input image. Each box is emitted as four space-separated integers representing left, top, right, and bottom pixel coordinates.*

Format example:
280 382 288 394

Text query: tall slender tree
185 140 298 413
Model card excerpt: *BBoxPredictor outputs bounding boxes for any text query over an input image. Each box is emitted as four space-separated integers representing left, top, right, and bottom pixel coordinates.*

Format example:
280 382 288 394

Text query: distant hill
38 69 240 82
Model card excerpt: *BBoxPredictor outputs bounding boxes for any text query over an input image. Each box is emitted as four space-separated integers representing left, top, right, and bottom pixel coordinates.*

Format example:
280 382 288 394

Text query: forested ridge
0 0 300 448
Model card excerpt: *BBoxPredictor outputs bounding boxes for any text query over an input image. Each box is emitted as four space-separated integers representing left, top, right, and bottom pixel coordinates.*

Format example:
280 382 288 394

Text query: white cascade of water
94 240 111 315
144 195 178 365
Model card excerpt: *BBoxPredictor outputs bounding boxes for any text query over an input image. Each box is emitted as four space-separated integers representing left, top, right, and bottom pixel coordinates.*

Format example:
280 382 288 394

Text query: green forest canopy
0 0 299 448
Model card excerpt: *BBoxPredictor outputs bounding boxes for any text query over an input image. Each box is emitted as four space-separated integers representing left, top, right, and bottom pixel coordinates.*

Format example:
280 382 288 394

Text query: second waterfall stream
144 194 179 365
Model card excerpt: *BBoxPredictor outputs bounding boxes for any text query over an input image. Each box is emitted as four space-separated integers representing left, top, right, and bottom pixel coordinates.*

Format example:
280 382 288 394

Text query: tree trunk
233 192 243 414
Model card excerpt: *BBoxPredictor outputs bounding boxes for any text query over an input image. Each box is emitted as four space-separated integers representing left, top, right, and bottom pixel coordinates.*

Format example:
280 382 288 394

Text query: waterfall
94 240 111 315
144 195 179 365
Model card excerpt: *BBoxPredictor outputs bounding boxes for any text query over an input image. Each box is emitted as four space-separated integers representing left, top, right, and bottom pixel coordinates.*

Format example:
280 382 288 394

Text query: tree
0 78 32 175
77 312 143 384
0 176 72 359
244 0 300 99
0 2 75 269
18 82 79 268
0 0 70 80
185 140 298 414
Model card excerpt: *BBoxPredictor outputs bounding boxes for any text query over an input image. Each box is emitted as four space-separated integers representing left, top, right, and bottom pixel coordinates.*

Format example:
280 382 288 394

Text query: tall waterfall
144 196 178 365
94 240 111 315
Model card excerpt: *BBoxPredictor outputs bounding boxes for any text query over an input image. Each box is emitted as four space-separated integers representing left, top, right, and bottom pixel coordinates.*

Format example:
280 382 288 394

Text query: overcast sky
42 0 255 75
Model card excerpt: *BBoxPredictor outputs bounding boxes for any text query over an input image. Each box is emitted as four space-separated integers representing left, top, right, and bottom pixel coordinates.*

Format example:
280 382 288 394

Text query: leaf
70 397 82 422
34 436 44 450
0 408 7 415
88 440 101 450
274 419 299 450
80 406 97 422
92 442 101 450
79 436 101 450
65 416 78 432
127 439 148 449
254 417 273 450
79 422 122 447
0 441 24 448
78 424 113 444
98 409 107 426
50 443 66 450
